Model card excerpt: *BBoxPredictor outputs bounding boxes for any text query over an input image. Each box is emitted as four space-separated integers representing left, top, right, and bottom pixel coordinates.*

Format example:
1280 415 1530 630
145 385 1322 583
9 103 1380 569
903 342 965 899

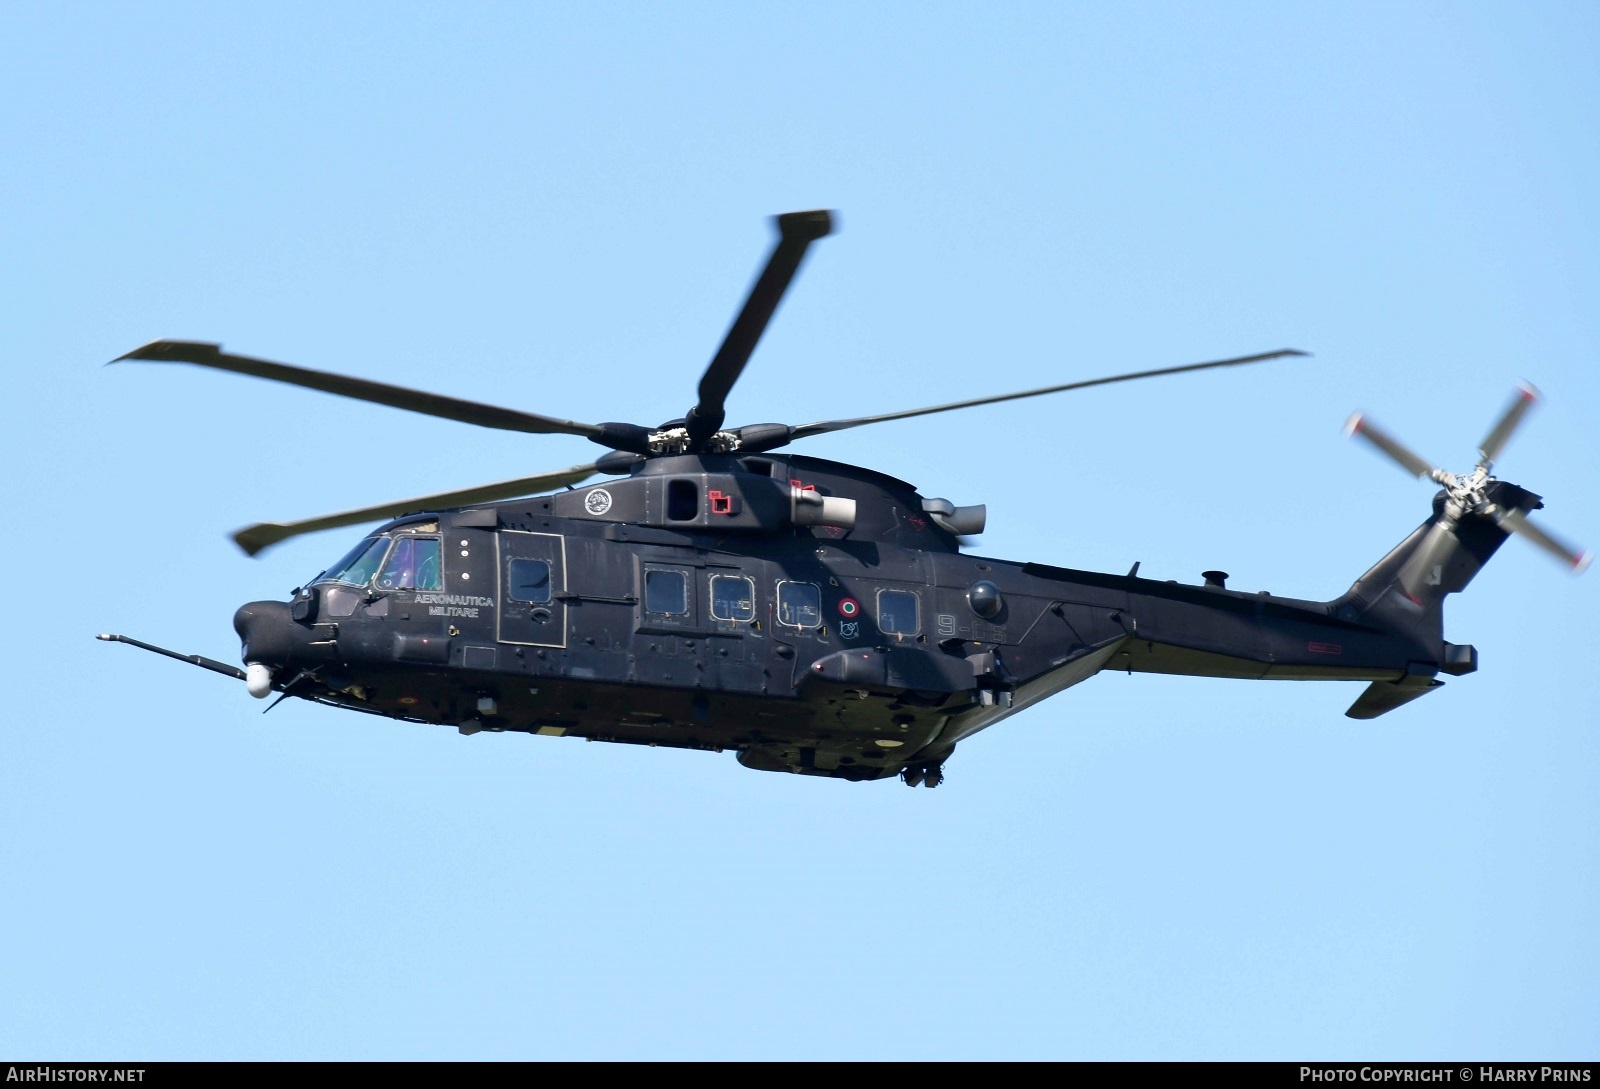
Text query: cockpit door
498 531 567 648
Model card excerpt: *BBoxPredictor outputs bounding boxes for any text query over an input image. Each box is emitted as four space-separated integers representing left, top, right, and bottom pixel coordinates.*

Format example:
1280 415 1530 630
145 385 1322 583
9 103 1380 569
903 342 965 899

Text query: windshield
315 536 392 587
377 537 443 591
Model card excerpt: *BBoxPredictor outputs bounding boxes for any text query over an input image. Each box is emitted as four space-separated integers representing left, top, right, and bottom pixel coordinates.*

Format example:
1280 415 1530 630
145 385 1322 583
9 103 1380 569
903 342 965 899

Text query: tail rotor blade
1477 381 1540 471
1495 509 1592 574
1343 413 1440 480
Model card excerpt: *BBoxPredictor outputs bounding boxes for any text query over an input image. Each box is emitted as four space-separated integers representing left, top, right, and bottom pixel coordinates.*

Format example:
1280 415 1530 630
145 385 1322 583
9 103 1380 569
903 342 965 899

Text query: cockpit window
377 537 443 591
318 536 392 587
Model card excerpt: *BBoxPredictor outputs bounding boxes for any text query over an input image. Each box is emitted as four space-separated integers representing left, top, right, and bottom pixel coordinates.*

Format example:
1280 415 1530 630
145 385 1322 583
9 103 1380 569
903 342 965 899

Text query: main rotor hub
647 427 742 456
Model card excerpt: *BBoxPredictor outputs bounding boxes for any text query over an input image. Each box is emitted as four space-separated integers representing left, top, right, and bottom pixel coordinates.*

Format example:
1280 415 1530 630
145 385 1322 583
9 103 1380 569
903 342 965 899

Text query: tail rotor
1345 384 1590 575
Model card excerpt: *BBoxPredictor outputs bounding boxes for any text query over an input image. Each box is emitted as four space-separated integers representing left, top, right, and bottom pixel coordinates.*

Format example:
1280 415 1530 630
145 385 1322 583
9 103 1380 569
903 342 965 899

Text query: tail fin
1333 482 1540 718
1337 384 1587 718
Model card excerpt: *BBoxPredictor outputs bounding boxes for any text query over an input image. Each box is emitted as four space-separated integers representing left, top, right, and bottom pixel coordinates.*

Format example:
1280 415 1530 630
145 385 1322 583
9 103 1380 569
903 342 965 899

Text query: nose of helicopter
233 599 297 667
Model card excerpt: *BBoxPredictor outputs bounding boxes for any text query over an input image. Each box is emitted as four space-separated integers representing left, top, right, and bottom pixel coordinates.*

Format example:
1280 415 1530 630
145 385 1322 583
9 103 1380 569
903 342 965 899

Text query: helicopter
100 209 1590 787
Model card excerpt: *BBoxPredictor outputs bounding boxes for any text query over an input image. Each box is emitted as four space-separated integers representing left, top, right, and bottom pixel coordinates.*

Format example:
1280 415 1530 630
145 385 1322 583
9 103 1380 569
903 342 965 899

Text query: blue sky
2 1 1596 1060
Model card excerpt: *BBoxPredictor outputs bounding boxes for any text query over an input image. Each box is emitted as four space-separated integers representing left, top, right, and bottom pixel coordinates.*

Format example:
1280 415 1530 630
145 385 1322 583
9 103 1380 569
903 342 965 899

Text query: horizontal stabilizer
1345 675 1443 720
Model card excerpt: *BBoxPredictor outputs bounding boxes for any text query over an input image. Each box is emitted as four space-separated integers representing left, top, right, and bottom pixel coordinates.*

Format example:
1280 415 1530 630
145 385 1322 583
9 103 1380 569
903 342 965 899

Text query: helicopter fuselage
230 452 1472 784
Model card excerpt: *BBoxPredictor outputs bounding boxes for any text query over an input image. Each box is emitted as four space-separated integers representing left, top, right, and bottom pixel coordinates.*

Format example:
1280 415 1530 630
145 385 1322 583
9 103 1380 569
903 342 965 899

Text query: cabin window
377 537 443 591
776 581 821 628
877 588 920 636
710 574 755 622
645 569 688 615
319 536 391 587
507 558 552 603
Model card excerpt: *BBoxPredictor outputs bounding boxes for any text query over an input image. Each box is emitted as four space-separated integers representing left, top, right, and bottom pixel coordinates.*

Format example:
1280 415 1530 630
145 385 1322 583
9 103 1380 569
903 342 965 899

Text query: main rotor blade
114 340 608 439
232 463 601 557
1477 381 1539 471
784 349 1308 442
1343 412 1440 480
686 210 834 448
1494 509 1592 574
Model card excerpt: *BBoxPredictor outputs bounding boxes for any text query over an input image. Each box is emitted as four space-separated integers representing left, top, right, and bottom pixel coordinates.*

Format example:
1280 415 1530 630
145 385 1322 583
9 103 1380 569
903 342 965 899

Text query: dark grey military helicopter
100 210 1589 787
